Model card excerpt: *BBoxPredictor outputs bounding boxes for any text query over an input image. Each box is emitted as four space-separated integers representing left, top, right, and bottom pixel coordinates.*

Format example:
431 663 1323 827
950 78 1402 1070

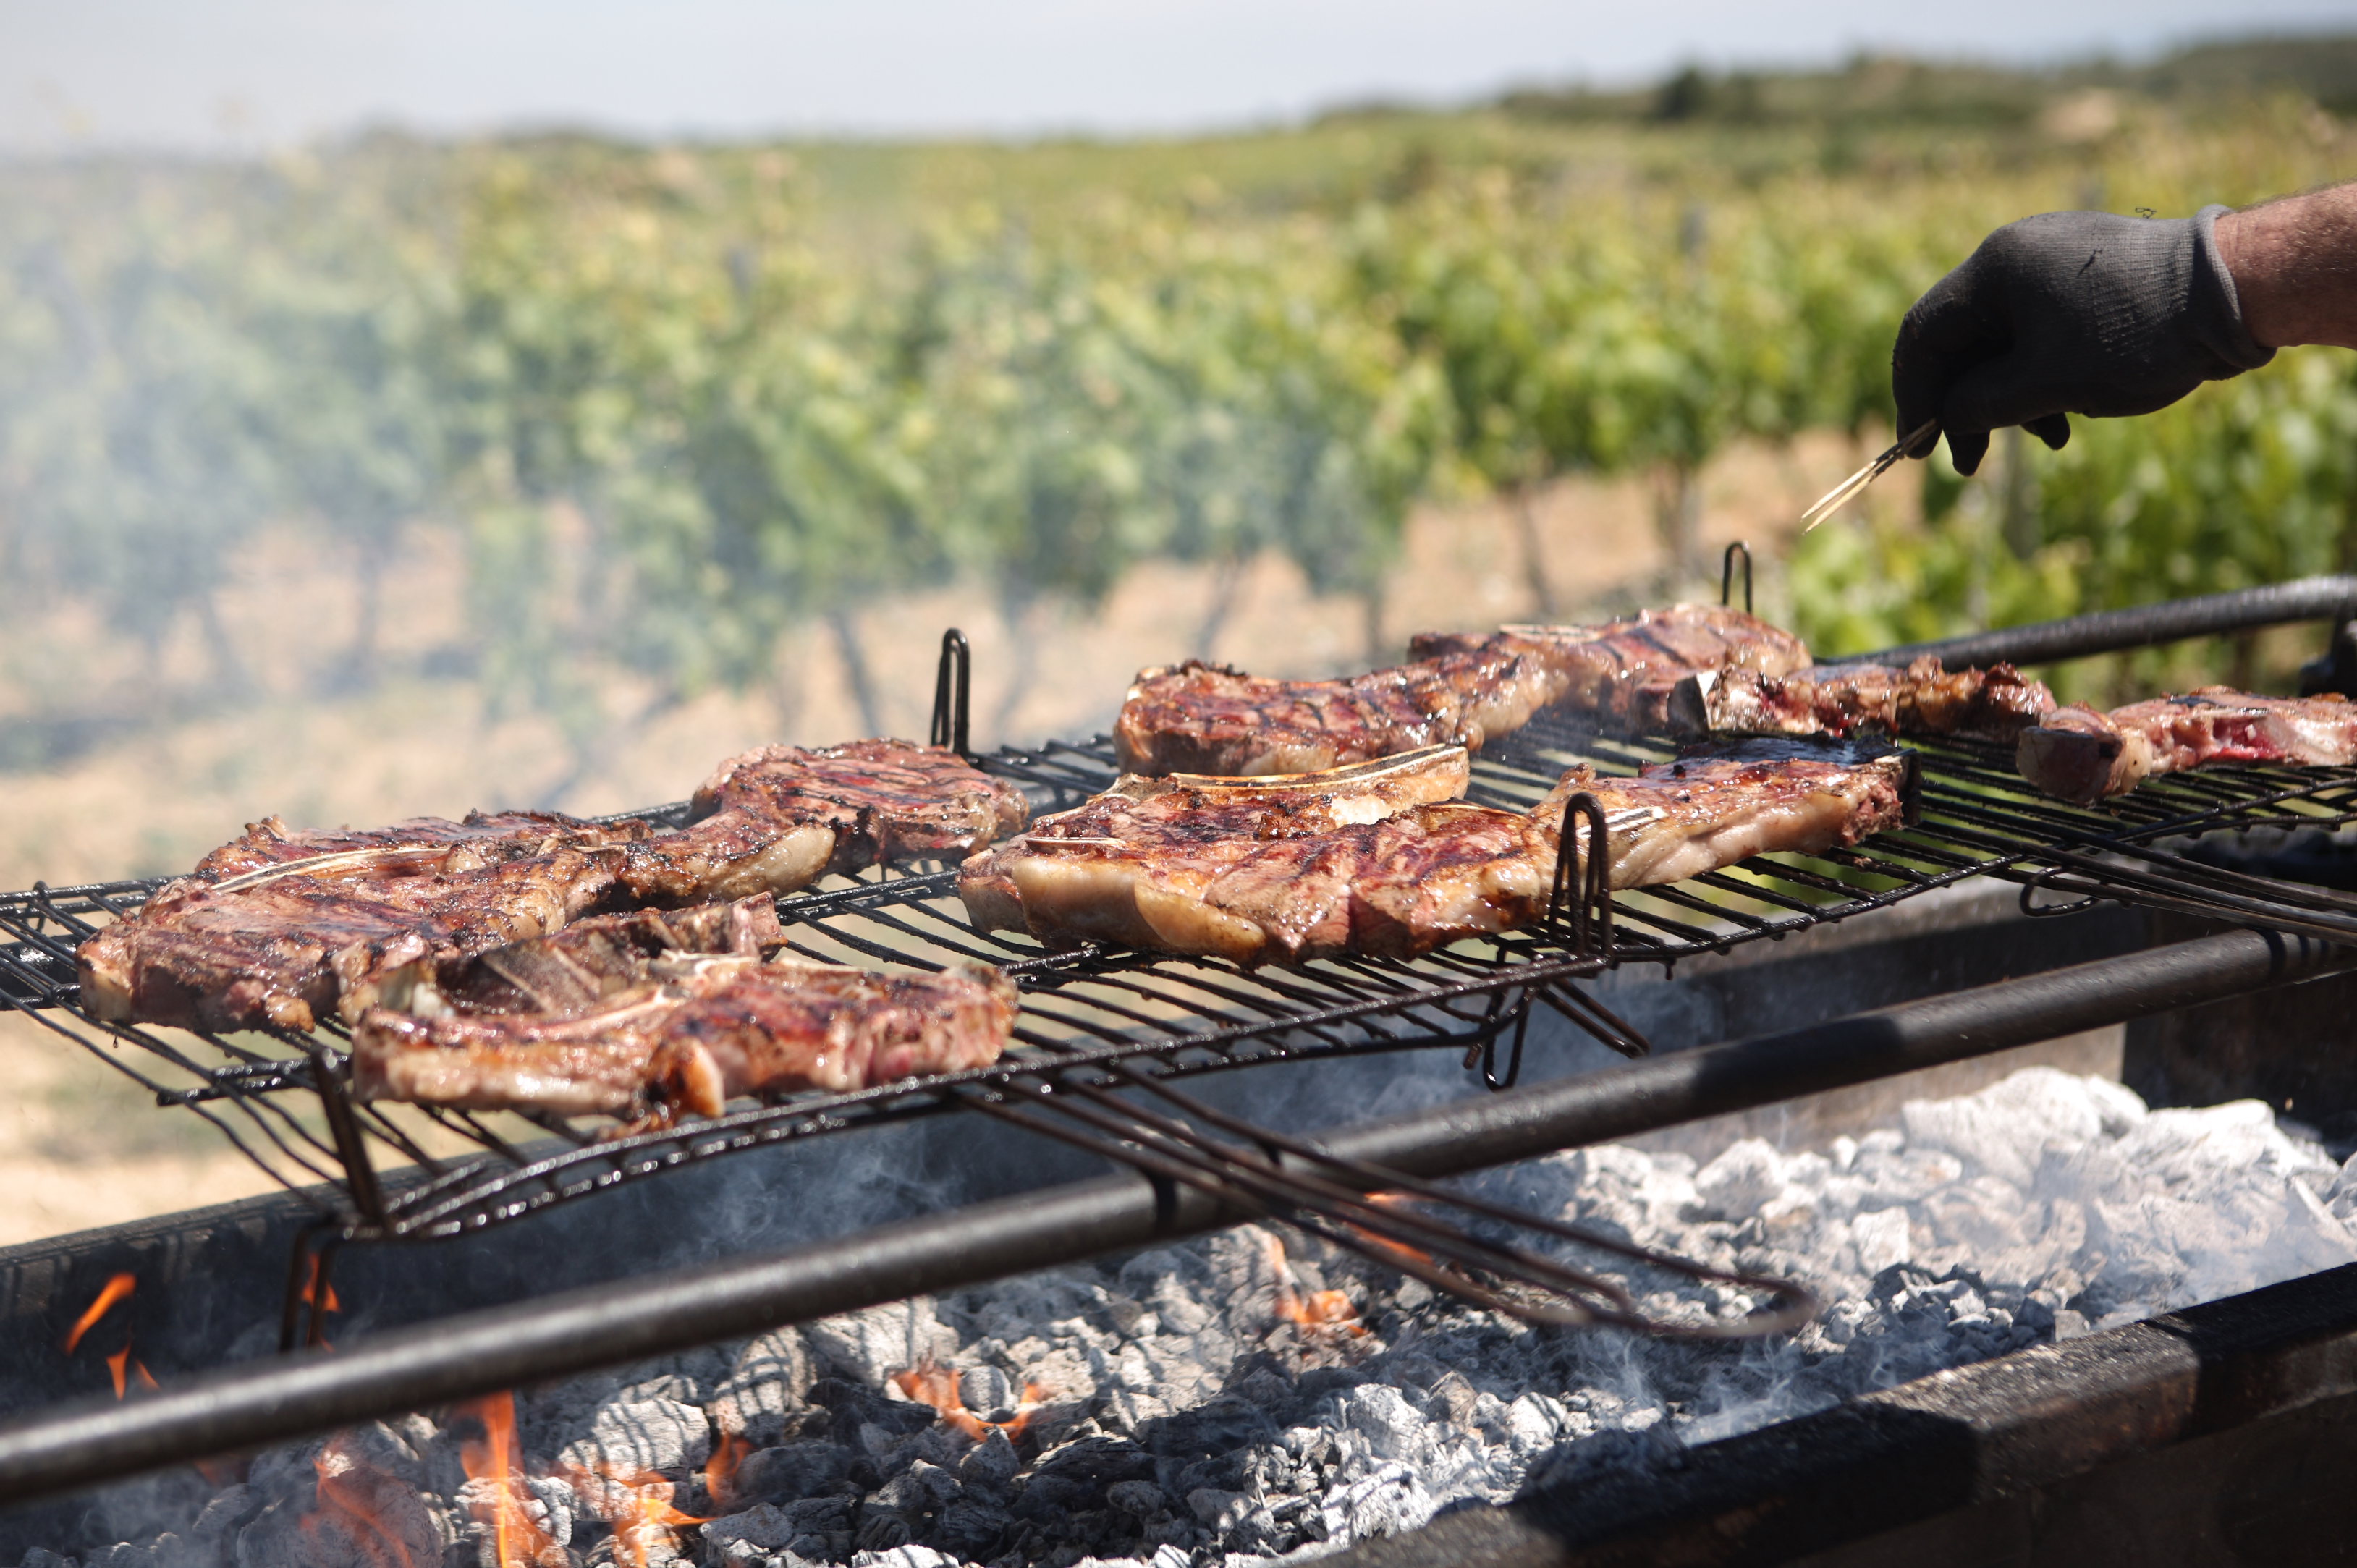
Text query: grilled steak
77 814 651 1034
960 748 1546 964
2015 687 2357 805
1673 658 2055 741
622 739 1031 904
1533 739 1918 889
1110 645 1558 777
1410 606 1814 735
190 810 622 881
352 952 1017 1121
352 896 787 1019
1114 605 1811 778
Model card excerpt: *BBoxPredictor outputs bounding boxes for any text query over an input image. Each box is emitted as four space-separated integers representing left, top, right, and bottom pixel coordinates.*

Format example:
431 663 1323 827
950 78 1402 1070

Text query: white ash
27 1068 2357 1568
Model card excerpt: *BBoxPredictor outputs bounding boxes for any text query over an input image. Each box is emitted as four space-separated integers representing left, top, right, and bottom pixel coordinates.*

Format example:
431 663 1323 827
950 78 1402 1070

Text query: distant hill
1472 33 2357 127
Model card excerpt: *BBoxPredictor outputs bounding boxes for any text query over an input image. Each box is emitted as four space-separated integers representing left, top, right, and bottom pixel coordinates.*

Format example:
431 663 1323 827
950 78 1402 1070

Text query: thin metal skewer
1801 420 1939 531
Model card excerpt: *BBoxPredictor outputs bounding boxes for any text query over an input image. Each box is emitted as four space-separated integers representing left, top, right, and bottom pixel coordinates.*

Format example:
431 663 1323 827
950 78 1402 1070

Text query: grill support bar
1853 575 2357 670
0 924 2346 1504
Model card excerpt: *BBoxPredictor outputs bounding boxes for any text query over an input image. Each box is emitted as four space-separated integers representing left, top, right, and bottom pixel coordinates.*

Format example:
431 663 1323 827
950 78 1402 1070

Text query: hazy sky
6 0 2353 151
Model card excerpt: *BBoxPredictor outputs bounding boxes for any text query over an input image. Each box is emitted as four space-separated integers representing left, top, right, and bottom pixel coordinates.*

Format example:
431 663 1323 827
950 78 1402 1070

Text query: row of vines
4 109 2354 750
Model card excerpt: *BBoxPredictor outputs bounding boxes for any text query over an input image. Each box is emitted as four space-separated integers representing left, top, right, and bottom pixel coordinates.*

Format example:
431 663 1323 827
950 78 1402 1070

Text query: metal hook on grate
929 629 973 758
1722 540 1753 614
1547 791 1614 959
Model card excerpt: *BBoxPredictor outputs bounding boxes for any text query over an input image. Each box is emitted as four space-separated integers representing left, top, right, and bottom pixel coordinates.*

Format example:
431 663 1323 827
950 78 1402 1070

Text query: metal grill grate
11 622 2357 1248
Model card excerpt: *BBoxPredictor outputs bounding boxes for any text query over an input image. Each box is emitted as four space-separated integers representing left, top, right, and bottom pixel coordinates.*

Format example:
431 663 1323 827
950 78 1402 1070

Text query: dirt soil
0 433 1879 1249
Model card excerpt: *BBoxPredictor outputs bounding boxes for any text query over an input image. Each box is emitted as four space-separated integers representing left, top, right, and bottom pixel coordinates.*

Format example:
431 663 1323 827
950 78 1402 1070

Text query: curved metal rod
1721 540 1753 614
1055 1067 1814 1337
1547 791 1615 958
929 628 973 758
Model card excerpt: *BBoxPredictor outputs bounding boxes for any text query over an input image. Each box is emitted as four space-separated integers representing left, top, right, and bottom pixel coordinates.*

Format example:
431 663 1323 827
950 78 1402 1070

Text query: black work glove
1892 205 2275 475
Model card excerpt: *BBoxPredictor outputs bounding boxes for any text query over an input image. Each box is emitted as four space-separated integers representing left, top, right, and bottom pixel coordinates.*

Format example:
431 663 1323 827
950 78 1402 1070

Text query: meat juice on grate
32 1067 2357 1568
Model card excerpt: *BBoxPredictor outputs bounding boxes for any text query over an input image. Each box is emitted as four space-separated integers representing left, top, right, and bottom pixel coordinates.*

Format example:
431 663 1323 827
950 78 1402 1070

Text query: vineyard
4 60 2357 800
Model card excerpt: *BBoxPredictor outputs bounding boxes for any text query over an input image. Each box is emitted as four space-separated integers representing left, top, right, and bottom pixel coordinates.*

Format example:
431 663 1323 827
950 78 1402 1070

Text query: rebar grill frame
13 611 2357 1250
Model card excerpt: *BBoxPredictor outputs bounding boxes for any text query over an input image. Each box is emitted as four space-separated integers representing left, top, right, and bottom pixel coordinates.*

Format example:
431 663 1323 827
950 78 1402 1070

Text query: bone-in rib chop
1113 606 1810 777
960 747 1551 963
2015 687 2357 805
1672 658 2055 742
350 896 787 1020
620 739 1031 904
77 813 652 1034
352 946 1017 1121
1409 606 1814 736
1532 739 1918 890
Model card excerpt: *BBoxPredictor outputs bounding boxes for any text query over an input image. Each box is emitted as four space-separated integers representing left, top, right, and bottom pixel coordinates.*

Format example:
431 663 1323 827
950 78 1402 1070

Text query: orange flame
557 1459 707 1568
1346 1191 1438 1271
703 1430 750 1508
889 1357 1049 1441
308 1436 426 1568
460 1393 557 1568
302 1252 342 1316
64 1273 135 1354
104 1347 130 1399
1264 1233 1365 1335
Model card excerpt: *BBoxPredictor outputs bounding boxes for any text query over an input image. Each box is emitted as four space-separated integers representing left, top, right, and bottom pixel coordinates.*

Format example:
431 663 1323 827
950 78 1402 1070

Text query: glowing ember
102 1347 130 1399
301 1251 342 1315
62 1272 135 1355
1347 1190 1442 1271
890 1355 1049 1441
559 1459 708 1568
460 1393 559 1568
1264 1232 1365 1334
308 1435 428 1568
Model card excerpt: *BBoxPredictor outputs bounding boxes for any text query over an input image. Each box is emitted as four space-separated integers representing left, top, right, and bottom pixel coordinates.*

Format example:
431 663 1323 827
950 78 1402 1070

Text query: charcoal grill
10 580 2357 1265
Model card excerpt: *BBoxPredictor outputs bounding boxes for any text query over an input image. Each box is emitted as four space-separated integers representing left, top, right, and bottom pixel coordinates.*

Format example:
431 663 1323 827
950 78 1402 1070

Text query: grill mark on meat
355 897 787 1019
77 813 653 1034
960 751 1533 963
191 810 621 882
620 739 1031 904
1532 738 1917 889
2015 686 2357 804
1116 606 1806 777
352 954 1017 1122
1675 658 2056 741
965 736 1908 962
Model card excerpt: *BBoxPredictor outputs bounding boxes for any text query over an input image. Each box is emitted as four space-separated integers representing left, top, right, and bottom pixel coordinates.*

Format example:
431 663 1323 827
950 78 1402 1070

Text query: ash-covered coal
27 1067 2357 1568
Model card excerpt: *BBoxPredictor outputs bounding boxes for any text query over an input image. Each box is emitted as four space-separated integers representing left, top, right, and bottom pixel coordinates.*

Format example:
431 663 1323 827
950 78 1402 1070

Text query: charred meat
2016 687 2357 805
1116 605 1808 777
621 739 1031 904
960 747 1549 964
1410 605 1814 736
352 950 1017 1121
1110 647 1557 777
1674 658 2055 741
77 814 651 1034
1534 739 1918 889
352 896 787 1019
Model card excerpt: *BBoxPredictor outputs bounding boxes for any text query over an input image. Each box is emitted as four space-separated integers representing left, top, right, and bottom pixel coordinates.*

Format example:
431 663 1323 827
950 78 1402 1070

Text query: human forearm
2216 182 2357 351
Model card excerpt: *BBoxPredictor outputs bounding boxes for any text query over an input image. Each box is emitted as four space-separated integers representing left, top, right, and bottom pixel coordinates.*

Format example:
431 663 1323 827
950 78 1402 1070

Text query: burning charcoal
955 1430 1018 1493
928 1492 1013 1559
844 1549 957 1568
189 1484 265 1548
1102 1479 1167 1520
1337 1384 1426 1462
720 1441 852 1509
706 1331 816 1448
695 1501 800 1565
803 1300 958 1388
558 1395 714 1478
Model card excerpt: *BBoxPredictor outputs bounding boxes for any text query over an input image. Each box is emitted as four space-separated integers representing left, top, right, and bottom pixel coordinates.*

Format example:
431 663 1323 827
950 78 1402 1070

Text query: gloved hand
1892 205 2275 475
